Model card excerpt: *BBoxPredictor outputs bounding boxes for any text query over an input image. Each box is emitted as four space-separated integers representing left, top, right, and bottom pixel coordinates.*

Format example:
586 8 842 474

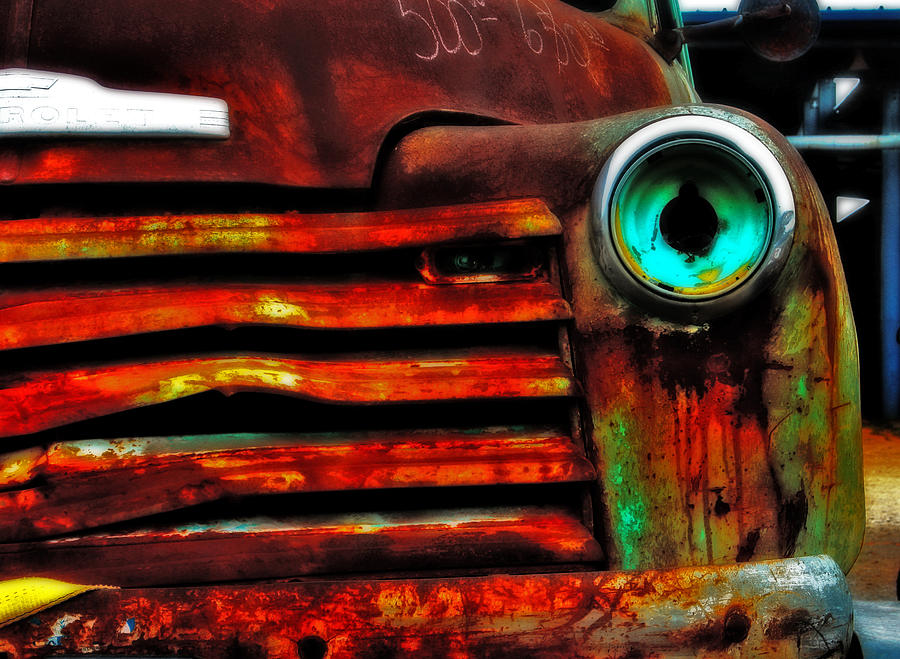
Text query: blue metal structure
882 88 899 418
682 6 900 24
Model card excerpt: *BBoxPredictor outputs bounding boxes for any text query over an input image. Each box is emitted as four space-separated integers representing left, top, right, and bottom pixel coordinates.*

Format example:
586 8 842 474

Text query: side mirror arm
657 0 812 63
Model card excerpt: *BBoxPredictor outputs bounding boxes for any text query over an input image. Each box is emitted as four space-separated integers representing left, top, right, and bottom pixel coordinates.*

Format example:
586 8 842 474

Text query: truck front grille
0 197 600 585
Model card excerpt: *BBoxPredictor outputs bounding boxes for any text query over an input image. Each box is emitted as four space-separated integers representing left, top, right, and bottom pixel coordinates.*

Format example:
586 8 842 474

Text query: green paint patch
603 410 650 569
616 496 647 570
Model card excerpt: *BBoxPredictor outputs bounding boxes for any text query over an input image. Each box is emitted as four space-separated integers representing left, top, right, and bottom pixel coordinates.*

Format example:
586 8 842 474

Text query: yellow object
0 578 113 628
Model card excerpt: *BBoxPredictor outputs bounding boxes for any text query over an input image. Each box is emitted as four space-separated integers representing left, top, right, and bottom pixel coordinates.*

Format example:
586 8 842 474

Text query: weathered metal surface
379 104 865 573
0 429 594 542
0 352 576 438
378 112 647 211
0 556 853 658
0 0 676 188
0 280 570 350
0 199 559 262
0 507 601 587
0 0 31 69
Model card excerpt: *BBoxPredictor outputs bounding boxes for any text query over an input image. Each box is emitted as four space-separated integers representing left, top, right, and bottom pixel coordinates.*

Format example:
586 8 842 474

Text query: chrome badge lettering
0 69 229 139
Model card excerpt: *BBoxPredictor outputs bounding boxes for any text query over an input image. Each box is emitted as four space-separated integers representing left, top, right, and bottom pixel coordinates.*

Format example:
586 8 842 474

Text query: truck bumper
0 554 852 658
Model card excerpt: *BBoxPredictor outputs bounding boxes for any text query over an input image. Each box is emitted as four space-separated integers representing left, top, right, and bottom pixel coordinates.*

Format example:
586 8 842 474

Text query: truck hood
1 0 673 189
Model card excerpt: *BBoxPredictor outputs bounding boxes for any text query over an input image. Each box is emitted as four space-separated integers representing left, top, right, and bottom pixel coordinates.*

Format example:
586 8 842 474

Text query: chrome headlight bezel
591 115 795 319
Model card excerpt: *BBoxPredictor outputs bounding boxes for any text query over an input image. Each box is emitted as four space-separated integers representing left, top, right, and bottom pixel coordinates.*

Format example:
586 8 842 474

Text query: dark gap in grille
0 250 425 288
272 563 603 585
0 322 562 373
10 396 573 447
114 563 607 589
0 182 374 219
0 245 554 291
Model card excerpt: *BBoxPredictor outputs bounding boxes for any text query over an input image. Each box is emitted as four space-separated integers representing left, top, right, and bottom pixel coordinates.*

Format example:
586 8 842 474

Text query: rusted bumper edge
0 555 852 658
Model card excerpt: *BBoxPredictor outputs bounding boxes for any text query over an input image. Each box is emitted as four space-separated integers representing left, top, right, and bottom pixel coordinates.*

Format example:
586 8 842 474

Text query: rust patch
671 606 752 651
764 607 813 639
778 488 809 557
736 529 761 562
712 489 731 517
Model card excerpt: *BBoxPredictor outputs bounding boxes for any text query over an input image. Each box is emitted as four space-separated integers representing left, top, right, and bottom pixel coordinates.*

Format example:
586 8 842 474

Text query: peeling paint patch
254 296 310 320
43 614 80 647
117 617 136 634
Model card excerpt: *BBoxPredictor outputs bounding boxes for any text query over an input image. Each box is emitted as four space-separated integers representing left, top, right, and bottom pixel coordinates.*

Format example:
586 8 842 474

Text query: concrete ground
847 424 900 658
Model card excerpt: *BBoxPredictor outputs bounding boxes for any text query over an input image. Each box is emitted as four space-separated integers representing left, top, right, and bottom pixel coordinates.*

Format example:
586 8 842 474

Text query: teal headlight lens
592 115 795 318
612 140 772 298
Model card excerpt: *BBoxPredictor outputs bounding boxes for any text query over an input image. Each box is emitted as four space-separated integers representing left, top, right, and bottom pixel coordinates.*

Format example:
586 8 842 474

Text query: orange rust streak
0 199 560 262
0 508 602 587
0 352 577 438
0 280 571 350
0 431 594 541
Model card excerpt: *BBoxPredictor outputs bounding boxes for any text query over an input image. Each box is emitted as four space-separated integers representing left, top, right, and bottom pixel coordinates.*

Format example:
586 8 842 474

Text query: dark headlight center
659 181 720 257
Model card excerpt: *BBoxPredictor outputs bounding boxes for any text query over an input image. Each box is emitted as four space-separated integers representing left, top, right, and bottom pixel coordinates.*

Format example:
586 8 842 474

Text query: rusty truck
0 0 863 656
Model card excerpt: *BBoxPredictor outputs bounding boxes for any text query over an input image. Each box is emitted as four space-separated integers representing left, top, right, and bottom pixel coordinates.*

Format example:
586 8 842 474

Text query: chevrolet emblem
0 68 229 139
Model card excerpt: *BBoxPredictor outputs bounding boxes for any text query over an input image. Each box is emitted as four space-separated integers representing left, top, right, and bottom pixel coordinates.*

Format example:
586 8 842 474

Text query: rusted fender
563 107 864 573
0 507 601 587
379 104 865 574
0 280 570 350
0 556 852 658
0 199 559 261
0 429 595 541
0 351 576 438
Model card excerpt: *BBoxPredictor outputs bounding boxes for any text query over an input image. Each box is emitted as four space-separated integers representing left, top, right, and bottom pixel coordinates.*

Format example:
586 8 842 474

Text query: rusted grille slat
0 507 602 587
0 280 571 350
0 199 560 262
0 429 595 542
0 352 577 438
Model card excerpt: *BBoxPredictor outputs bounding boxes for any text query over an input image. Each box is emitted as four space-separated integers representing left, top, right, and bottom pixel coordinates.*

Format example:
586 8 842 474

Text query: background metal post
882 86 900 418
802 82 821 135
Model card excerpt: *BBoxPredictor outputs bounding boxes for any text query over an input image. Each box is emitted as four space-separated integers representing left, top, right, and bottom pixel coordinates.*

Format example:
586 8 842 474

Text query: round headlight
592 115 794 318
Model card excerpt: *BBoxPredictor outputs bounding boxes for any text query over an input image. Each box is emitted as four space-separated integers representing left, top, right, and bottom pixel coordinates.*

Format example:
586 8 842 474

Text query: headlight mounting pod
591 115 795 320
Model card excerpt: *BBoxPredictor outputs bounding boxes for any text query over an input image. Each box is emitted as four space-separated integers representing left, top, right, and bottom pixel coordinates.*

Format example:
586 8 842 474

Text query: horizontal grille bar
0 428 595 542
0 351 577 438
0 280 571 350
0 507 602 587
0 199 560 262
